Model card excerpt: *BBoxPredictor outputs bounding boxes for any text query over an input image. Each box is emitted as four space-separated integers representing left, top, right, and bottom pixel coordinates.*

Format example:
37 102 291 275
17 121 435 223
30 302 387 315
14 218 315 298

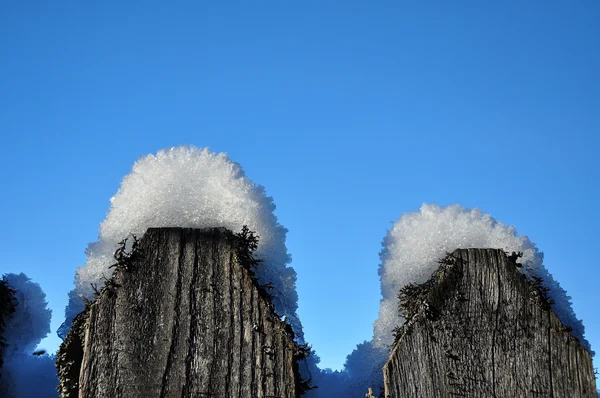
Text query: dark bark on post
59 227 300 398
56 309 87 398
0 279 16 395
383 248 597 398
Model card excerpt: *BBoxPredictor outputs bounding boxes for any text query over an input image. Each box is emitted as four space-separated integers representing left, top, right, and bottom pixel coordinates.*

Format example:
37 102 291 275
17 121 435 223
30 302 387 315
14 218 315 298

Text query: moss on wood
56 306 89 398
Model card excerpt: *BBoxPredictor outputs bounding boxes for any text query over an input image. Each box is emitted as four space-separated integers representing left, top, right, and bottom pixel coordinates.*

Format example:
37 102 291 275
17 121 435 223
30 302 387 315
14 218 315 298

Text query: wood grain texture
384 248 597 398
62 227 299 398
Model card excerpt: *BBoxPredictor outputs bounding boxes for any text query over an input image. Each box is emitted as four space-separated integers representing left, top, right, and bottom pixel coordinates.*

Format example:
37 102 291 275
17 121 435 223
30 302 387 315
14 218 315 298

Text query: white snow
374 203 590 352
63 146 300 337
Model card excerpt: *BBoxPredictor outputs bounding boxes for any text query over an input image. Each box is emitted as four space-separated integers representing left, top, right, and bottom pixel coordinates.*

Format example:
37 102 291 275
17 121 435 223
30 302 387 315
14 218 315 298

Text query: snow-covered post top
61 146 301 339
374 203 590 353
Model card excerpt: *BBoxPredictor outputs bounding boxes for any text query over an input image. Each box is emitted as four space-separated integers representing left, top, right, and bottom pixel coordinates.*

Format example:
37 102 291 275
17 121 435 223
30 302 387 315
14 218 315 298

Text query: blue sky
1 1 598 371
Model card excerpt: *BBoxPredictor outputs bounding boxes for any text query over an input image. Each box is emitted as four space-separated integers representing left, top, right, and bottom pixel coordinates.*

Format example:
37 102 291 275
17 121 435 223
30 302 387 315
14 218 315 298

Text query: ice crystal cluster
61 146 299 338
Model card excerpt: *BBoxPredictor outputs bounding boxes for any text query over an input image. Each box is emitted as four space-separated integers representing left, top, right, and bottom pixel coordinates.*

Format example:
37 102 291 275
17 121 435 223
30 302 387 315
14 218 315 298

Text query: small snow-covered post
59 227 302 397
383 248 597 398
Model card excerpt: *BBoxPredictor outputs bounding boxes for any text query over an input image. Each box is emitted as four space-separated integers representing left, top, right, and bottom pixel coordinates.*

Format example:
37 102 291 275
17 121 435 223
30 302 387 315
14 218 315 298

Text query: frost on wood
60 146 298 340
383 249 597 398
60 227 305 397
375 204 590 354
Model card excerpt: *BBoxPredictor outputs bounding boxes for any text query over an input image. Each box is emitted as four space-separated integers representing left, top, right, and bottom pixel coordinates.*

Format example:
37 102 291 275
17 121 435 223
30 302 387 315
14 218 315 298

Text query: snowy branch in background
1 273 56 397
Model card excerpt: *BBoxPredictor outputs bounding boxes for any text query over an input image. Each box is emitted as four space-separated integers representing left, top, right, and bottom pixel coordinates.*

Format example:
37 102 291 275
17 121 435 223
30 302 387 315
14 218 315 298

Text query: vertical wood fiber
383 248 597 398
68 227 298 398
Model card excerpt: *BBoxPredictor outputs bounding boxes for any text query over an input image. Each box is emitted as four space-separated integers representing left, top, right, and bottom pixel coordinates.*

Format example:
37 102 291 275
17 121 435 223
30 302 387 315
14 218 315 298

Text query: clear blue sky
1 1 598 371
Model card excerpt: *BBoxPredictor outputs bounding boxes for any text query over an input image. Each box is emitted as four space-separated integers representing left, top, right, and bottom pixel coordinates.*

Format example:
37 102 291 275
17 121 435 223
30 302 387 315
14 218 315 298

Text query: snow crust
374 203 590 351
62 146 299 337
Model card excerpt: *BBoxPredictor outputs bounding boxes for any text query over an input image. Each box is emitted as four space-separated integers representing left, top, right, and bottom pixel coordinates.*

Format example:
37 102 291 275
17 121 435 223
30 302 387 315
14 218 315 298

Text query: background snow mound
62 146 299 339
374 203 590 353
3 273 52 355
2 273 57 397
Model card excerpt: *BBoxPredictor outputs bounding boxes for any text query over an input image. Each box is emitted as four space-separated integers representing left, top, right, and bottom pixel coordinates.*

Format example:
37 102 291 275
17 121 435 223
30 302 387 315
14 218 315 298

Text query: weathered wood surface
62 227 300 398
384 248 597 398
